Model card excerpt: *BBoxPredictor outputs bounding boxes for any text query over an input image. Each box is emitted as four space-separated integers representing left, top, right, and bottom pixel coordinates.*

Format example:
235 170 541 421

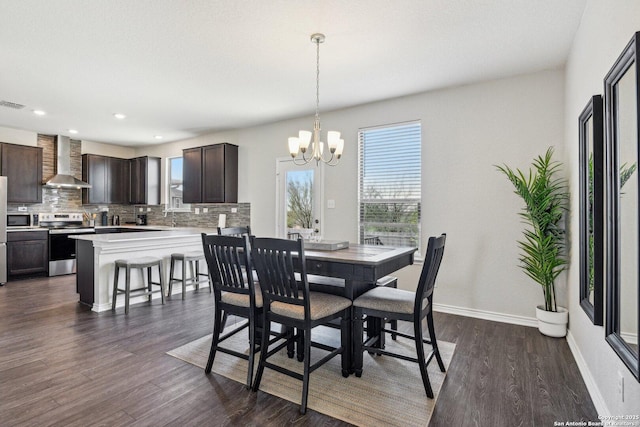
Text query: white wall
0 127 37 146
565 0 640 415
148 69 565 322
81 140 136 158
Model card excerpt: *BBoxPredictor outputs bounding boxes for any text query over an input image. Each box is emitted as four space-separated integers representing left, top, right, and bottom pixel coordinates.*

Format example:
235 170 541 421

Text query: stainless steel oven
39 213 95 276
48 228 95 275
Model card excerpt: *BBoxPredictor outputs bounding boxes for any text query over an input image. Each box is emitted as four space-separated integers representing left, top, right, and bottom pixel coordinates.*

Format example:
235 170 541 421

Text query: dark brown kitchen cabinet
82 154 130 204
7 230 48 278
109 157 129 204
182 143 238 203
129 156 160 205
0 143 43 203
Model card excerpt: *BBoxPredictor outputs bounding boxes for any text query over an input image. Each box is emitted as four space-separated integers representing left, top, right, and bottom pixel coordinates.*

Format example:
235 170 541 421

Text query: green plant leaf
496 147 569 312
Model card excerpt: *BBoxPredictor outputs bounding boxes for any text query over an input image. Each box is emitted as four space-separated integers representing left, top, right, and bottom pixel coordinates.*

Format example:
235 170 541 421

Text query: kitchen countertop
6 226 49 232
71 227 215 243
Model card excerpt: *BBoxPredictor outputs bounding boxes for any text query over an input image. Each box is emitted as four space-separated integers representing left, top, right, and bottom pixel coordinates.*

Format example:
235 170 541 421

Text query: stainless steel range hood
45 135 91 189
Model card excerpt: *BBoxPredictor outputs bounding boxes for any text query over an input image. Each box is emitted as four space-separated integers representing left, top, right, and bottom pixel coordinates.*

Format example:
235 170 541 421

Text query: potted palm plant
497 147 570 337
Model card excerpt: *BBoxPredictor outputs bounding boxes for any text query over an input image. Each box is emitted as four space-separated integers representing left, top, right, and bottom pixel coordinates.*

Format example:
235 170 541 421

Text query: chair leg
246 313 256 389
158 261 165 305
354 308 364 377
205 306 223 374
300 326 312 414
427 311 445 372
190 260 197 290
390 319 398 340
181 259 187 300
286 326 295 358
251 313 270 392
296 329 304 362
414 318 434 398
124 266 131 315
168 257 175 296
340 310 351 378
146 267 152 302
112 265 120 311
221 311 228 332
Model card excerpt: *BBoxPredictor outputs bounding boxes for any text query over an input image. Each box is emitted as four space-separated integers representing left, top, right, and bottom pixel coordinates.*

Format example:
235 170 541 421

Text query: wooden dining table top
302 243 416 266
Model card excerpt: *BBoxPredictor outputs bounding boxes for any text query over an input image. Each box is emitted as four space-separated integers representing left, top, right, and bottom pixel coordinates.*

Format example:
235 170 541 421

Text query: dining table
299 243 416 373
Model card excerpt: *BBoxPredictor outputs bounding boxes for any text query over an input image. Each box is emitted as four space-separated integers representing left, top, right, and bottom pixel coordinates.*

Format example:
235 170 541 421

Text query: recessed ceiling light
33 110 46 116
113 113 126 119
68 129 78 134
154 135 163 140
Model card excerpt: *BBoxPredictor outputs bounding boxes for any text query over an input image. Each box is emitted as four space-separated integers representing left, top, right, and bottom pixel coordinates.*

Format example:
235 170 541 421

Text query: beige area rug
167 325 455 427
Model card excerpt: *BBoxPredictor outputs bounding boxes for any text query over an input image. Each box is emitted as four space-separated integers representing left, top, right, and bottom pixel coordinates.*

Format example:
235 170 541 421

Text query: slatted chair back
217 226 252 237
414 233 446 315
363 236 383 245
202 234 255 301
251 237 309 314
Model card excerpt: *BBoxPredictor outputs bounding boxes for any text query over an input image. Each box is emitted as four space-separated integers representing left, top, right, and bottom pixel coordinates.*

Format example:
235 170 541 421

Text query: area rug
167 326 455 427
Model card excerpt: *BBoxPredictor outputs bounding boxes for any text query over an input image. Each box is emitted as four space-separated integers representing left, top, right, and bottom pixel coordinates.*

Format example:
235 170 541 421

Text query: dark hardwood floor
0 275 597 426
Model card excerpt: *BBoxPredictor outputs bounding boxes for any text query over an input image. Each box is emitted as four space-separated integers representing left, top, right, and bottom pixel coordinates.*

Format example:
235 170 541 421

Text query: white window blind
358 121 421 254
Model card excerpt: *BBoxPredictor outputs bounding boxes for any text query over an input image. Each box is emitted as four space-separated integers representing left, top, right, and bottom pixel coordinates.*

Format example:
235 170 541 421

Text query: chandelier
288 33 344 166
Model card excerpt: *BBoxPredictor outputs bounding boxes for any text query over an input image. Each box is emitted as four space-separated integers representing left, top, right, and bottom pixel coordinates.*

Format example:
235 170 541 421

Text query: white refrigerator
0 176 7 284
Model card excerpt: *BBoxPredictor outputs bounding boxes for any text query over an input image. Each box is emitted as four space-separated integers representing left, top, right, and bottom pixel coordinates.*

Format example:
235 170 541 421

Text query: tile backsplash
84 203 250 229
7 134 251 230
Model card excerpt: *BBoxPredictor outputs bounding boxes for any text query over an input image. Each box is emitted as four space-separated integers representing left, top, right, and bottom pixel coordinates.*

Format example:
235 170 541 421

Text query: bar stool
112 256 165 314
168 251 211 299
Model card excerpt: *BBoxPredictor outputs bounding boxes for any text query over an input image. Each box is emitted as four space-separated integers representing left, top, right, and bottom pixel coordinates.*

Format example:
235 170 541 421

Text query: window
358 121 421 254
166 156 190 210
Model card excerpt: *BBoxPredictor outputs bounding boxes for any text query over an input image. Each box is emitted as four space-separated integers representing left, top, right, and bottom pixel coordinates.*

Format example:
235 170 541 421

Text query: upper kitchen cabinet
183 143 238 203
129 156 160 205
82 154 130 204
0 143 43 203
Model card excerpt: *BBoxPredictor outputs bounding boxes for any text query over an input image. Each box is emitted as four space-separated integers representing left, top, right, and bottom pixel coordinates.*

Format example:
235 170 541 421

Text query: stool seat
112 256 165 315
168 251 211 299
115 256 163 268
170 251 205 261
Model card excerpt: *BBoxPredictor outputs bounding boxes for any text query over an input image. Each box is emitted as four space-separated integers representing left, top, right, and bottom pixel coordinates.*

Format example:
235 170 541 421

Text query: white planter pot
535 306 568 338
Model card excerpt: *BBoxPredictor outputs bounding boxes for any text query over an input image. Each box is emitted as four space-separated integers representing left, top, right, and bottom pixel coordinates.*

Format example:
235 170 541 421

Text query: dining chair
287 231 302 240
250 237 352 414
201 233 267 388
216 225 252 329
217 225 251 237
353 233 447 398
363 236 383 245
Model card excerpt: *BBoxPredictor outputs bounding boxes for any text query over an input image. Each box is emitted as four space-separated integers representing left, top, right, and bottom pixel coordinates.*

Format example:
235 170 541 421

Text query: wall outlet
327 199 336 209
203 208 208 213
231 207 237 213
194 208 200 215
17 206 27 212
139 207 143 212
147 207 151 212
617 371 624 402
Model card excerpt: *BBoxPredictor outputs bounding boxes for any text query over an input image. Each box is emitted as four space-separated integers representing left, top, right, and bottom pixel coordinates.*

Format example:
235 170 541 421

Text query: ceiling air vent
0 100 26 110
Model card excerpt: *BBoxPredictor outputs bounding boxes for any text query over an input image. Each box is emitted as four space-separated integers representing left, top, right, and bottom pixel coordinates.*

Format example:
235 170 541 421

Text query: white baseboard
432 302 538 328
566 331 608 416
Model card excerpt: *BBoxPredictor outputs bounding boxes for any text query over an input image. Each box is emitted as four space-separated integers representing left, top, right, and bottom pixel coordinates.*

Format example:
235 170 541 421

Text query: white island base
74 228 215 312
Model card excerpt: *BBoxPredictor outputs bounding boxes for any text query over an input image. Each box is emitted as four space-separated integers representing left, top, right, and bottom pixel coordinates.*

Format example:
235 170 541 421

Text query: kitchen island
73 227 215 312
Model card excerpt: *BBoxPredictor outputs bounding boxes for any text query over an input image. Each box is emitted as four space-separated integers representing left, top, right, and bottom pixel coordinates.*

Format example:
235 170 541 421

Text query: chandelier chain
315 37 320 121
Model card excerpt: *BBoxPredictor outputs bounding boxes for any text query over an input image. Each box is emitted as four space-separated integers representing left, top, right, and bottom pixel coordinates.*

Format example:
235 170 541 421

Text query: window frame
357 120 422 257
165 156 191 212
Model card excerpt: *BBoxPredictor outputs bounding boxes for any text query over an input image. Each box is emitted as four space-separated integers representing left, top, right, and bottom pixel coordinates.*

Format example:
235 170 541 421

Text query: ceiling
0 0 586 147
